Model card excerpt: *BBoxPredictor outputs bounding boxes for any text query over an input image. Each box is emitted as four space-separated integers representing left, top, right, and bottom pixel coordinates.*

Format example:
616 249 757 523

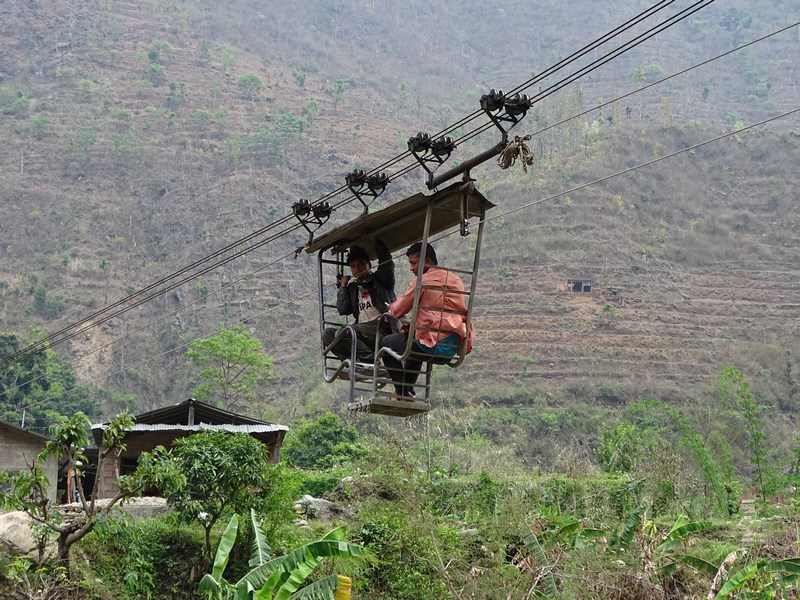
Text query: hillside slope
0 0 798 422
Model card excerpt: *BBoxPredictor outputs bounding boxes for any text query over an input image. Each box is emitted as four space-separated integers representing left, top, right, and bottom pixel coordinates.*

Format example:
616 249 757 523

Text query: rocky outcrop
293 495 353 521
0 511 40 556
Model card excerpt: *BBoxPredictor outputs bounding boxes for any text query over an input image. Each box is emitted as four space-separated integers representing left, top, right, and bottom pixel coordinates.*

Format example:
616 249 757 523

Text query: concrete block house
0 418 57 502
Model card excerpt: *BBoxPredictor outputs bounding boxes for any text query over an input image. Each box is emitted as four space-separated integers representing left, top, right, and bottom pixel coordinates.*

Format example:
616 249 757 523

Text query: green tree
664 403 739 516
0 88 30 116
236 73 264 101
185 324 274 410
214 106 230 128
26 116 52 139
147 40 175 65
64 127 97 174
302 97 319 127
99 259 112 304
77 78 95 101
720 7 752 44
0 412 180 570
148 62 166 85
599 422 641 473
392 81 408 111
596 303 620 328
222 135 242 167
166 431 276 559
31 284 65 319
166 81 188 109
282 412 365 469
0 331 101 432
273 112 305 158
717 366 768 502
218 47 238 74
292 68 306 87
323 78 346 112
112 133 142 174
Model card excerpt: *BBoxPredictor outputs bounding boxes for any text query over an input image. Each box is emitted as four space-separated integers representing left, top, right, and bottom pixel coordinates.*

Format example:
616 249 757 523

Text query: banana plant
198 509 363 600
713 557 800 598
610 508 718 583
654 514 717 579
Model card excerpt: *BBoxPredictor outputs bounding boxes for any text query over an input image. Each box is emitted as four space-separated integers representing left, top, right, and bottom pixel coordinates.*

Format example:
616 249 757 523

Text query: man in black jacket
321 239 395 364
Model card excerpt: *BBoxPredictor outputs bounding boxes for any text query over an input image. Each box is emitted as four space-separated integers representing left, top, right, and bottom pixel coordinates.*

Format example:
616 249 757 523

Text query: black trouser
322 320 386 362
380 331 424 397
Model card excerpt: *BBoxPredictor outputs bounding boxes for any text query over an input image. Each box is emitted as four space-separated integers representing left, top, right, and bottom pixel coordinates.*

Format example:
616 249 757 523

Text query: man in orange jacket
380 242 473 401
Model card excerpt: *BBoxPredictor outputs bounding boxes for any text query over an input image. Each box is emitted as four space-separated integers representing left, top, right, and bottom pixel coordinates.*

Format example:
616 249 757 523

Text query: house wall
96 431 187 499
0 424 57 502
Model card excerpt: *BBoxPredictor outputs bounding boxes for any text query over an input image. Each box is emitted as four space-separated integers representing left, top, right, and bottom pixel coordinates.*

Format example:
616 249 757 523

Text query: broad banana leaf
612 504 646 551
251 568 284 600
521 530 557 598
657 520 712 551
715 560 767 598
287 573 351 600
198 514 240 598
667 553 719 576
197 574 224 599
213 515 240 580
273 554 322 600
666 515 686 535
763 558 800 574
235 528 363 593
250 508 272 567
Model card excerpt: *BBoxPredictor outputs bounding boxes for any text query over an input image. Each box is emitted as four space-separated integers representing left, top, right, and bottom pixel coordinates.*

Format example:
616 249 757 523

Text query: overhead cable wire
454 0 717 147
0 219 309 371
418 0 683 146
512 21 800 139
349 0 699 186
0 1 776 374
366 0 717 185
17 1 687 362
8 248 309 418
480 109 799 225
0 211 294 364
0 0 765 374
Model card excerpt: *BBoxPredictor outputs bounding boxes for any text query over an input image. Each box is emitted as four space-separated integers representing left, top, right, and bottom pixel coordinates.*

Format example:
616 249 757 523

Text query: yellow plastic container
334 575 352 600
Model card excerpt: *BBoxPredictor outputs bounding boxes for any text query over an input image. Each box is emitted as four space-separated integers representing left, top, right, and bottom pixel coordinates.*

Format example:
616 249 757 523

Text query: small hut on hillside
90 398 288 499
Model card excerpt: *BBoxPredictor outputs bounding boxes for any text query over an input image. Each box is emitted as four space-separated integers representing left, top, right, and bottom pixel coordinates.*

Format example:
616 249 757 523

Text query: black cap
346 246 370 265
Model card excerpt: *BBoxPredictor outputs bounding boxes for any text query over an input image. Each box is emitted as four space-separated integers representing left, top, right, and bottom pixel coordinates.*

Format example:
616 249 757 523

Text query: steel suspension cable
455 0 716 147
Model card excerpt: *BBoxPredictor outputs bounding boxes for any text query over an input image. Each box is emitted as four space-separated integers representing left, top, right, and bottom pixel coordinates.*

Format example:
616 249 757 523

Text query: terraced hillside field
464 261 800 408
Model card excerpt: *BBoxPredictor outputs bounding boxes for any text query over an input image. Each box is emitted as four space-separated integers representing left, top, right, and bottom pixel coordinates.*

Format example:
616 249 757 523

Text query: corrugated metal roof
0 418 52 442
124 423 288 433
90 398 289 447
91 398 286 429
132 398 275 426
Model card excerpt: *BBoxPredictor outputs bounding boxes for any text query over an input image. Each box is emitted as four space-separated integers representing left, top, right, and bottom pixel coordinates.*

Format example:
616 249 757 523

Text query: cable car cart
299 89 531 416
306 180 494 416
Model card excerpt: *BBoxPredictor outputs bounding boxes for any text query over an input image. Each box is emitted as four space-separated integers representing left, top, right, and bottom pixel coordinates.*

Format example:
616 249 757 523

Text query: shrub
282 412 366 469
0 88 30 116
236 73 264 100
82 512 205 600
26 116 51 139
148 62 166 85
